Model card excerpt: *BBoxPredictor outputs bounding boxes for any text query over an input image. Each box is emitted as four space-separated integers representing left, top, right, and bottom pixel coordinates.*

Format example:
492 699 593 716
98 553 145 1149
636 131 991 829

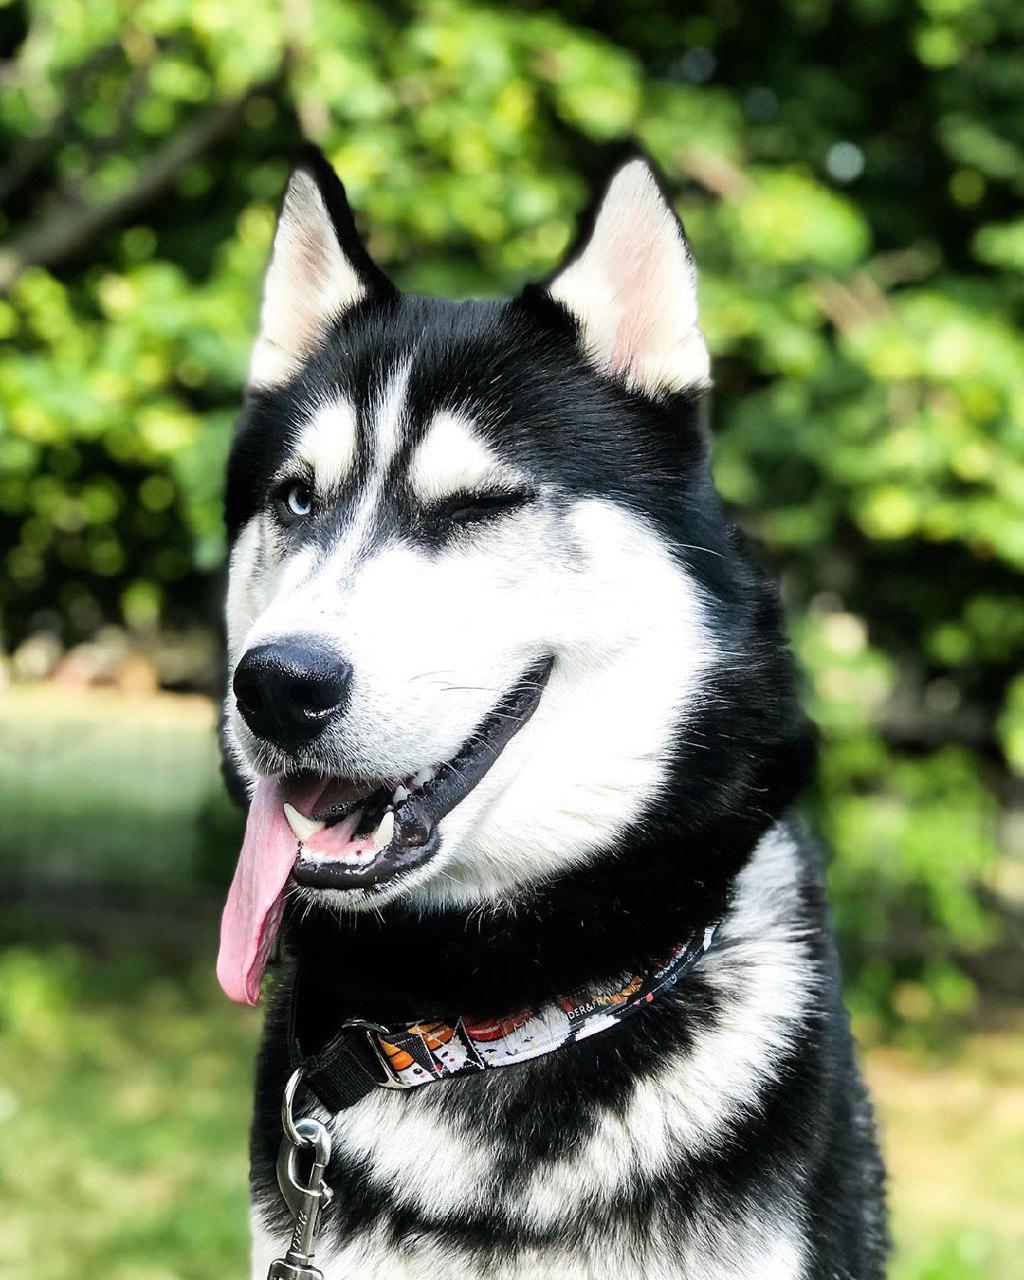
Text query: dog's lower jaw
246 820 888 1280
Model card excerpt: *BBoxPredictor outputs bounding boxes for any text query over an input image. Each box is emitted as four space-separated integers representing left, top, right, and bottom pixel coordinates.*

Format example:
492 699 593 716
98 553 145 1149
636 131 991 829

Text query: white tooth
412 768 433 789
284 803 325 841
373 810 395 848
392 784 410 804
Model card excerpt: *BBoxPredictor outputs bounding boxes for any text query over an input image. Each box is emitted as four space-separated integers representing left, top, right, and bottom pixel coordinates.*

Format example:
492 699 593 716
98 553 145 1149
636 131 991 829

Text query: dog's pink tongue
217 777 295 1006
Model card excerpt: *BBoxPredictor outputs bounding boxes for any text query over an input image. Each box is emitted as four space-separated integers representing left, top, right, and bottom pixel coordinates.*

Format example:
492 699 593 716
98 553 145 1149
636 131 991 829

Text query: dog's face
220 148 727 987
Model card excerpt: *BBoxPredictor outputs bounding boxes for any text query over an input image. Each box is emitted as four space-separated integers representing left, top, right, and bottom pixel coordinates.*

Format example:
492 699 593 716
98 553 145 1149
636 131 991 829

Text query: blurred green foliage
1 0 1022 1033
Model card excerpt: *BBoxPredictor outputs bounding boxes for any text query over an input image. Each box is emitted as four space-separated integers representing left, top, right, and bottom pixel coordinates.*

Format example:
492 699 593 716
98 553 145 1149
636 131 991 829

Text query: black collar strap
287 922 720 1114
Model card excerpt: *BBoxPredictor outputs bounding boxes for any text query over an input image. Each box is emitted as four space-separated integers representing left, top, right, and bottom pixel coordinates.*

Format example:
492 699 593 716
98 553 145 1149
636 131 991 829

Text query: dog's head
218 147 803 1003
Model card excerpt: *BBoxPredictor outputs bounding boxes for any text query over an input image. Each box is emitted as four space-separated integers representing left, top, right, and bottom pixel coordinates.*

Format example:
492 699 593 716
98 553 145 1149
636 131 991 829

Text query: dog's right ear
248 145 394 390
541 155 709 398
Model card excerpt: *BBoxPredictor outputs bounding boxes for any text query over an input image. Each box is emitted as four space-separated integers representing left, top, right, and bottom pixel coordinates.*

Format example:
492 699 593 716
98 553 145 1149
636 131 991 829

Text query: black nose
232 639 352 751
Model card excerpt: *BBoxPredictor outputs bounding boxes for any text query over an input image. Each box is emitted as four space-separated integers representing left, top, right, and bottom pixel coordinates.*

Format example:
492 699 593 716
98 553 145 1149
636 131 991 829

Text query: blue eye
276 480 313 524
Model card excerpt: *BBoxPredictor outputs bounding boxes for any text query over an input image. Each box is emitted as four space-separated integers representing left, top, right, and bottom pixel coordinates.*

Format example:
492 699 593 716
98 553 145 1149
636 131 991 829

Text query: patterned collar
286 922 720 1112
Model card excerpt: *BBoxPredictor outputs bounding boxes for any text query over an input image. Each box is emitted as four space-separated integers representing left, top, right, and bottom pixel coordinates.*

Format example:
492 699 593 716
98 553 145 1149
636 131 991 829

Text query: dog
217 144 888 1279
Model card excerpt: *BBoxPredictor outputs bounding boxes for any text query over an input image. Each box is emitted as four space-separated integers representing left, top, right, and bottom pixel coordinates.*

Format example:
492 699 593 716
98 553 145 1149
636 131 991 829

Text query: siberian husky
218 145 887 1279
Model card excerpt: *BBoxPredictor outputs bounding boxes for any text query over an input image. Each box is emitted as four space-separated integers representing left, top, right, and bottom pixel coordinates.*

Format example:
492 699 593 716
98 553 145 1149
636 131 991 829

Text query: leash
266 920 720 1278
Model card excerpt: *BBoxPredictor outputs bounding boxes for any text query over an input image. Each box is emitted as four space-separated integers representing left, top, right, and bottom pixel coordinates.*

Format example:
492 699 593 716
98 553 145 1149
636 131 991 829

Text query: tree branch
0 72 280 294
0 41 126 205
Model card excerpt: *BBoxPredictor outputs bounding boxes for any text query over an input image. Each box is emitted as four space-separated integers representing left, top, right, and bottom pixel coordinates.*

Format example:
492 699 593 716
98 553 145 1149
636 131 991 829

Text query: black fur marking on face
227 288 709 555
416 484 538 543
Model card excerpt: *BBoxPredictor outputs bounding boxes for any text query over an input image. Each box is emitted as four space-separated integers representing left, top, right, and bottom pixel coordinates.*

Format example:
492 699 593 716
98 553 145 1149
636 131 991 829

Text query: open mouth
216 656 553 1005
290 653 553 889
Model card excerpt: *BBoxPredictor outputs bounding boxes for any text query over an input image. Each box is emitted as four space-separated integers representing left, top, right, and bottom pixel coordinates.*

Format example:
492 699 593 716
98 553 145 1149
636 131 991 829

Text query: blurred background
1 1 1022 1277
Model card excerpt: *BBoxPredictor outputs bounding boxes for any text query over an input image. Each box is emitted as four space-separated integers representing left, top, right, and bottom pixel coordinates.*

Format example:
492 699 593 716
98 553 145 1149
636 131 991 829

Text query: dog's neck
283 812 775 1058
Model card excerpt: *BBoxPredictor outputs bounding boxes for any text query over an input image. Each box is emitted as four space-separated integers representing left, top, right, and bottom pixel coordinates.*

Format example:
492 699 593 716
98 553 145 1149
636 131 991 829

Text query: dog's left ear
544 156 710 396
248 144 394 390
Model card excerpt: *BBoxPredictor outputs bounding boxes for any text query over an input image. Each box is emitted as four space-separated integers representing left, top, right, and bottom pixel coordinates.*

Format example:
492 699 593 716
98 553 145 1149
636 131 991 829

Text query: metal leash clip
267 1070 334 1280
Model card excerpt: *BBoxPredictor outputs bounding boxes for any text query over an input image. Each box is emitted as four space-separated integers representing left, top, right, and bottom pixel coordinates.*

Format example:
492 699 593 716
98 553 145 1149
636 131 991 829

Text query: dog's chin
246 655 554 912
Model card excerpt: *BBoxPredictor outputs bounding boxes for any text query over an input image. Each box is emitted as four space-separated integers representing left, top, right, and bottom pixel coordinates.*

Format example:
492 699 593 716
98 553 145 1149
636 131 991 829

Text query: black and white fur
223 146 887 1278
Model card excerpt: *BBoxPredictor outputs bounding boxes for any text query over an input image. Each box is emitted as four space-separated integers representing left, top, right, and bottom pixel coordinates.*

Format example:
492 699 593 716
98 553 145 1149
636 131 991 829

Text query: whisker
677 543 725 559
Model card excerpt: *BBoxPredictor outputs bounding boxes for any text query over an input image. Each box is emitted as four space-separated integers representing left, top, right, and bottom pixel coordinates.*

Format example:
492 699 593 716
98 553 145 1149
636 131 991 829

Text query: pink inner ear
549 160 707 394
608 236 659 379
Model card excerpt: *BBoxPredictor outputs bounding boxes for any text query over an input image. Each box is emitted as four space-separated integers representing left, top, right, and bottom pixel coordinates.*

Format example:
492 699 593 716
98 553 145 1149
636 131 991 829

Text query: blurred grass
867 1033 1024 1280
0 948 258 1280
0 945 1021 1280
0 686 242 893
0 687 223 886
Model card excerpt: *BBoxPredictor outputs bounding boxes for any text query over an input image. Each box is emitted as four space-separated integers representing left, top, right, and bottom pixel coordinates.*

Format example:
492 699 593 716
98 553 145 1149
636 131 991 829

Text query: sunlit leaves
725 170 871 270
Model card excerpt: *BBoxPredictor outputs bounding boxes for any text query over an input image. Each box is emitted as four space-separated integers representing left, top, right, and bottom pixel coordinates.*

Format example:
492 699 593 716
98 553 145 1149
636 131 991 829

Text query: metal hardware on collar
267 1112 333 1280
281 1068 311 1148
339 1018 411 1090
